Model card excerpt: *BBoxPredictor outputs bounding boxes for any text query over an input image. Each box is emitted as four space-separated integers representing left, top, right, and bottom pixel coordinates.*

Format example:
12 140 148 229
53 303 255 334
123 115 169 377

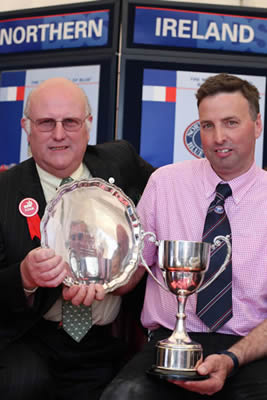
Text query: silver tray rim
40 177 143 293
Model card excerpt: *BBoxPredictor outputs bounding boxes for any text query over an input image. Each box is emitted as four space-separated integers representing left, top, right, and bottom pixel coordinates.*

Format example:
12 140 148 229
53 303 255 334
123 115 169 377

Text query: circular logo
19 198 39 217
183 120 204 159
214 205 224 214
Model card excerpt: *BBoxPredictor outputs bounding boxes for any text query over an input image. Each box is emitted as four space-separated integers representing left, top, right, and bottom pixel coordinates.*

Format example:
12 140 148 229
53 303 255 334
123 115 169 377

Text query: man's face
69 222 92 257
21 81 90 178
199 91 262 181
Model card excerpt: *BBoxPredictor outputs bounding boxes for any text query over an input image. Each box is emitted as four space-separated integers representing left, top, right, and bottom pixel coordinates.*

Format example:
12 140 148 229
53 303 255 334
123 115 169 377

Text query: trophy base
148 337 209 381
147 366 209 381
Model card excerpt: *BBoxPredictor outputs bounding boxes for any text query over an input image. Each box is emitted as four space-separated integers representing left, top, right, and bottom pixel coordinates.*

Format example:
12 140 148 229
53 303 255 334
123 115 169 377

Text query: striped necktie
60 177 93 342
196 183 232 331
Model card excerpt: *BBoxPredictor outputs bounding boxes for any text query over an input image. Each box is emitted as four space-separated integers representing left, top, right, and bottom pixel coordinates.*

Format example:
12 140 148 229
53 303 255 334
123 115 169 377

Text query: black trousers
100 327 267 400
0 319 126 400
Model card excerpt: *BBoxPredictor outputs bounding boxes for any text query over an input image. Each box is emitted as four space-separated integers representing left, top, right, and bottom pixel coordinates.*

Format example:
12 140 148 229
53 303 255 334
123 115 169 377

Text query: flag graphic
0 86 25 101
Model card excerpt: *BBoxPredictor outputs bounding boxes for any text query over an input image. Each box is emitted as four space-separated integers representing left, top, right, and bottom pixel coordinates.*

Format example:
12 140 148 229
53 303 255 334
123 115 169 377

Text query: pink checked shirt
137 159 267 336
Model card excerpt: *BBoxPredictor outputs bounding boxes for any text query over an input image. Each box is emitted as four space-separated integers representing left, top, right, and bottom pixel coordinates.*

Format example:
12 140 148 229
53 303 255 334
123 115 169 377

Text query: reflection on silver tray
40 178 142 293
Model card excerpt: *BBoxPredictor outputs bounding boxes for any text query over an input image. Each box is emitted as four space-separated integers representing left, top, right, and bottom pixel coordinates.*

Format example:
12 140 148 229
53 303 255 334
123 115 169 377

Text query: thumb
197 362 209 376
197 356 216 376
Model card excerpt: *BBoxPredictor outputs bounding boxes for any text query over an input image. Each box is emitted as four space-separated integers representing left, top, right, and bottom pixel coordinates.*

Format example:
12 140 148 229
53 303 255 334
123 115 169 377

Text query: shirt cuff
24 286 38 295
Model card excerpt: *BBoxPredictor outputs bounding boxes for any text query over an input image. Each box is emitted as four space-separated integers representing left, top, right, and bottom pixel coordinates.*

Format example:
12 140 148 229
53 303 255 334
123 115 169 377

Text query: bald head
24 77 91 118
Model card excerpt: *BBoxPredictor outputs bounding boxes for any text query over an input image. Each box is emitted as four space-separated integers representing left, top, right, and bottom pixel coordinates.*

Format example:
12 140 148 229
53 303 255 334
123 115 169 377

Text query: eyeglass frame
25 114 91 132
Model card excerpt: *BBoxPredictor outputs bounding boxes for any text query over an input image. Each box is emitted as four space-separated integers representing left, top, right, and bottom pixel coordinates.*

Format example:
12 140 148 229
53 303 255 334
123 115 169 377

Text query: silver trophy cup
141 235 231 381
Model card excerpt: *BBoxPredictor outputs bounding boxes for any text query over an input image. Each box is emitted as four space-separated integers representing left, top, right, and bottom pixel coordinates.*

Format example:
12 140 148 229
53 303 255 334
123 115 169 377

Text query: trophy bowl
40 178 142 293
158 240 210 295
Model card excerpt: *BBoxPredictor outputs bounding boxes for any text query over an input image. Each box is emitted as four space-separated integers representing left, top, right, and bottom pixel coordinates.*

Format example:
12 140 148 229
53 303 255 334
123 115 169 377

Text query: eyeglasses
71 233 85 241
27 115 90 132
70 232 93 241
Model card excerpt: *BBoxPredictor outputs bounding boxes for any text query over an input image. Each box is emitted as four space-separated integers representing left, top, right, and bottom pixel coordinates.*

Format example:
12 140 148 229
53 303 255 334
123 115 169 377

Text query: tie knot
215 183 232 201
60 177 74 186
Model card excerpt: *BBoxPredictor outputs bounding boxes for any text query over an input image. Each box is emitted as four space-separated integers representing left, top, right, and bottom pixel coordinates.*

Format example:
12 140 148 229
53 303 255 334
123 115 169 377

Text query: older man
0 77 154 399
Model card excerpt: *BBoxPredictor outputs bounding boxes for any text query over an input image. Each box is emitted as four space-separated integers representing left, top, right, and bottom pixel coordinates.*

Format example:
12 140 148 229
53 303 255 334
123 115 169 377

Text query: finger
62 285 80 300
197 363 209 376
83 284 96 306
27 254 64 281
168 379 185 386
32 247 56 262
31 257 66 286
39 267 67 288
37 260 66 282
170 380 207 394
36 255 64 272
177 375 222 396
94 284 105 301
71 285 88 305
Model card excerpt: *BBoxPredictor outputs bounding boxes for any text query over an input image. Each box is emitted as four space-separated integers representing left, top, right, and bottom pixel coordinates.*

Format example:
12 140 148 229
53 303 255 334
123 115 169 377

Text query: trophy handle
140 232 169 292
196 235 231 293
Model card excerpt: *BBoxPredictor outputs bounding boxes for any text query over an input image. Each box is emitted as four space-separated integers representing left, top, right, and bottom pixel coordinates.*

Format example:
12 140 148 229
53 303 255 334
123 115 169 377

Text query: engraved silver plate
40 178 142 293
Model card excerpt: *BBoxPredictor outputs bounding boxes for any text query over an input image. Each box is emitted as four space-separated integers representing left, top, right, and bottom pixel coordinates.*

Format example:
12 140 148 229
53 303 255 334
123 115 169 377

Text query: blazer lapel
83 147 124 188
16 159 46 245
17 159 46 217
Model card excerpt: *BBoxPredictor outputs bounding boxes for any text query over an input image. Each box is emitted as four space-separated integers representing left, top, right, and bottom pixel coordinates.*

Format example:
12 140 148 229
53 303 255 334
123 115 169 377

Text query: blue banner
0 9 110 54
140 69 176 167
133 6 267 55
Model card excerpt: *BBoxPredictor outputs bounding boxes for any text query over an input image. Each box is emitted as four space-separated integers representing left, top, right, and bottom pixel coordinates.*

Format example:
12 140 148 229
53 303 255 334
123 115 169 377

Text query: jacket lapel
83 147 124 188
17 160 46 214
17 159 46 244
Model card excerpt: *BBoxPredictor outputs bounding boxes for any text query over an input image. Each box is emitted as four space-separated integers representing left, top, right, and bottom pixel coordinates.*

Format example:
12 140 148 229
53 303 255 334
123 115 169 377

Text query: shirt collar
36 163 84 191
203 159 258 204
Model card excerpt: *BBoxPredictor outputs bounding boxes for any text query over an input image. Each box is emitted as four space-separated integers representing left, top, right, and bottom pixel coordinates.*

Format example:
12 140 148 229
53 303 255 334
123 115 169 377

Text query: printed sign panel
0 10 110 54
133 6 267 55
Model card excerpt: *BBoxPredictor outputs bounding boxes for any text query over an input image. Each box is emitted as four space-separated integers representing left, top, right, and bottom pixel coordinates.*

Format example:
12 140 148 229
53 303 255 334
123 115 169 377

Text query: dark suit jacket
0 140 154 350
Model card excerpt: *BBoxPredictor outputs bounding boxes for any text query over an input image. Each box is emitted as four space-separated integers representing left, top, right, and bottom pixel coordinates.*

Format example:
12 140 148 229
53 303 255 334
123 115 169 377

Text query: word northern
0 19 103 46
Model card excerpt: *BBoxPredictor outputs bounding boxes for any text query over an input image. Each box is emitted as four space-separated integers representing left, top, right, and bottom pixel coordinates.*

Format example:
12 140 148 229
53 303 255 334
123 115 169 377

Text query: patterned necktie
196 183 232 331
60 177 93 342
59 176 74 186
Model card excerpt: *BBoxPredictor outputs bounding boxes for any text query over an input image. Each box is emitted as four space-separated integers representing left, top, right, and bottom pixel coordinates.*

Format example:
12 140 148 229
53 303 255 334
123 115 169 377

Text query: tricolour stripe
142 85 176 102
0 86 25 101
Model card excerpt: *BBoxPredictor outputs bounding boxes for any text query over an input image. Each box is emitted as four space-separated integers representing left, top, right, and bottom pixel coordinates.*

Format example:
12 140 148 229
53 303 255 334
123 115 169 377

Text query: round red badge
19 198 39 217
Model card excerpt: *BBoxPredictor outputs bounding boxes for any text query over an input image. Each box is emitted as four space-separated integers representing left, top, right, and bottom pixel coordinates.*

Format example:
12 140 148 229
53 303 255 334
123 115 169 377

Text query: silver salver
40 178 142 293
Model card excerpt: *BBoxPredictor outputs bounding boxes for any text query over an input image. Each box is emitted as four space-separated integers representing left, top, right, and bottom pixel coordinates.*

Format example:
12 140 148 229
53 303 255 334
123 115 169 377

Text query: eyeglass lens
35 118 83 132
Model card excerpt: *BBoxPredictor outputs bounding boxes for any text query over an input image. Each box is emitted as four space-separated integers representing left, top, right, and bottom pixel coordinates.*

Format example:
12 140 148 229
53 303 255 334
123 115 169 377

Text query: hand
62 283 105 306
20 247 67 289
169 353 233 395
